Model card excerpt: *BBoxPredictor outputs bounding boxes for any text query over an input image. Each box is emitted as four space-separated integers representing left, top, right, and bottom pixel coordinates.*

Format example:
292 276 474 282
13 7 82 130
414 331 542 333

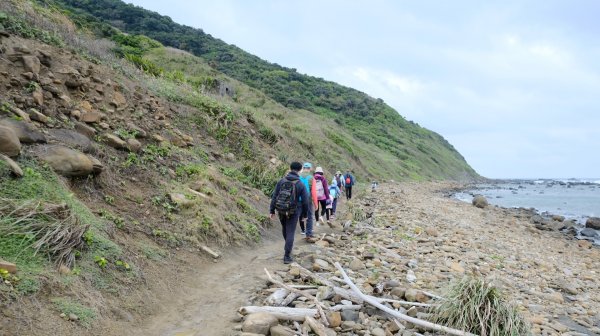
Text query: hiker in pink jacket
313 167 331 225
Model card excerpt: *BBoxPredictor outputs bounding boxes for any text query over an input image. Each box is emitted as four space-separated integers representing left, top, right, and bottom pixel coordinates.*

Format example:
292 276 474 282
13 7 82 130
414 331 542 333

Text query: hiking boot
283 256 293 264
305 236 317 243
300 230 306 235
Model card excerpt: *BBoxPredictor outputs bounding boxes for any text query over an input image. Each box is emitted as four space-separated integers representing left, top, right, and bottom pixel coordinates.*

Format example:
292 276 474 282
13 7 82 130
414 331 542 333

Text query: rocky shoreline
233 182 600 336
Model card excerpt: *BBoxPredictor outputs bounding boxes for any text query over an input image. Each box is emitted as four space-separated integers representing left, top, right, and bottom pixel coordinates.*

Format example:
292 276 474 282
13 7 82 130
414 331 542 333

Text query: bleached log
239 306 317 321
305 315 329 336
265 288 289 306
334 262 477 336
199 245 220 259
280 292 301 307
330 304 362 311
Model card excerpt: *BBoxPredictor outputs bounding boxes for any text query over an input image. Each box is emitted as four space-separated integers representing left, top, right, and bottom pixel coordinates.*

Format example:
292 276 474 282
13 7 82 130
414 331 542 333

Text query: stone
242 312 278 335
406 269 417 283
341 309 359 322
74 122 96 139
371 327 386 336
385 280 400 288
580 228 598 238
270 325 295 336
81 111 105 124
103 133 127 150
68 313 78 321
0 260 17 273
406 306 418 317
552 215 565 222
424 227 439 236
349 258 365 271
0 154 23 177
126 122 147 138
0 125 21 157
37 145 95 177
9 107 30 122
21 55 40 75
32 88 44 105
585 217 600 230
49 129 96 153
327 311 342 328
404 289 421 302
79 101 93 113
0 119 46 144
126 138 142 152
390 287 406 299
111 91 127 108
450 261 465 273
472 195 488 208
315 240 329 248
27 109 48 124
169 193 194 208
577 240 592 249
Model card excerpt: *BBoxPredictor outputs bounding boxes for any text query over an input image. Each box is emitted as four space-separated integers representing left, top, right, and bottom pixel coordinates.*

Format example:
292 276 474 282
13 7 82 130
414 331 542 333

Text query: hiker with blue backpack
270 162 310 264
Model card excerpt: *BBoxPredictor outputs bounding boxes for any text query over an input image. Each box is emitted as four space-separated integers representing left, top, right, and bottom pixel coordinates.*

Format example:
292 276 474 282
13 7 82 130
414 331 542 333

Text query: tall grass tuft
429 277 531 336
0 198 89 268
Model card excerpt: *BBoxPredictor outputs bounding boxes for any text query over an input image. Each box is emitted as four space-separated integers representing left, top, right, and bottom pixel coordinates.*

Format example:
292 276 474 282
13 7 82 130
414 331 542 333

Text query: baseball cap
303 162 312 169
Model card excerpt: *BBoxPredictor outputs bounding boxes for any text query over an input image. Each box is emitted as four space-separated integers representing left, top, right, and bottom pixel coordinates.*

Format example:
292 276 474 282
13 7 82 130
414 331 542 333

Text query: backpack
335 175 342 186
315 179 326 199
345 175 352 185
275 178 300 214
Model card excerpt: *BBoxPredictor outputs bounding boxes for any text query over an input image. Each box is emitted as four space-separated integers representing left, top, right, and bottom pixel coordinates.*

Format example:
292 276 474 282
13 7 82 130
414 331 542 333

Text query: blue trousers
279 210 300 257
332 197 338 215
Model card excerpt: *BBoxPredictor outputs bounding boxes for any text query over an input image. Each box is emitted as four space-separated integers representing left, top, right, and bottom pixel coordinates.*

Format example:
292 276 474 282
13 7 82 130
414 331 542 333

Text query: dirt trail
127 228 287 336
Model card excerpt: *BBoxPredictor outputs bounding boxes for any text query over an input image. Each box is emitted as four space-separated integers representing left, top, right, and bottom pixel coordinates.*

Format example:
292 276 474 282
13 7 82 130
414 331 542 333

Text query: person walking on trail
329 179 341 219
313 167 331 226
299 162 317 241
270 162 309 264
343 170 355 200
335 171 344 192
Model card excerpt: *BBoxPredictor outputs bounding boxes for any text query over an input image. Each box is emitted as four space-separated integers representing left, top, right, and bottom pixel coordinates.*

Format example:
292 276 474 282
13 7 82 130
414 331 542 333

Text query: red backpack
345 176 351 185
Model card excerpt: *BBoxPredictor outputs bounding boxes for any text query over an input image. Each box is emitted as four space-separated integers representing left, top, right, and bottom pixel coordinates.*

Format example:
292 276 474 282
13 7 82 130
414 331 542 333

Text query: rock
79 101 93 113
472 195 488 208
21 55 40 75
316 286 334 301
103 133 127 150
586 217 600 230
341 309 359 322
406 306 418 317
32 88 44 105
110 91 127 108
577 240 592 249
371 327 386 336
58 265 70 275
74 122 96 139
81 111 105 124
49 129 96 153
242 312 278 335
0 260 17 273
0 154 23 177
406 269 416 283
126 138 142 152
37 145 95 177
0 125 21 157
126 122 147 138
580 228 598 238
270 325 295 336
552 215 565 222
404 289 423 302
349 258 366 271
0 119 46 144
68 313 78 321
390 287 406 299
169 193 194 208
327 311 342 328
385 280 400 288
424 227 439 236
88 156 104 174
450 261 465 273
27 109 48 124
8 107 30 122
315 240 329 248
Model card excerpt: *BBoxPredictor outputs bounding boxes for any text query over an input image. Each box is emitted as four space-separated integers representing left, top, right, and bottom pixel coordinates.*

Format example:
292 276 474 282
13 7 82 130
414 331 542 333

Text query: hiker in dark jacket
343 170 355 200
270 162 309 264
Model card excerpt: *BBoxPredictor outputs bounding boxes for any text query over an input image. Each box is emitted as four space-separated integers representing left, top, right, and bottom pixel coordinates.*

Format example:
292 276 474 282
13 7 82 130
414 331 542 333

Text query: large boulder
586 217 600 230
103 133 127 150
37 145 99 177
0 125 21 157
0 118 46 144
242 312 278 335
49 129 96 153
580 228 598 238
472 195 488 208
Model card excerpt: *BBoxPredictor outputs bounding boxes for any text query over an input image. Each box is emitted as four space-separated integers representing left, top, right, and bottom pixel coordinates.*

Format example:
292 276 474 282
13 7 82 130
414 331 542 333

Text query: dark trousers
346 186 353 200
332 198 338 215
279 211 300 257
315 200 329 221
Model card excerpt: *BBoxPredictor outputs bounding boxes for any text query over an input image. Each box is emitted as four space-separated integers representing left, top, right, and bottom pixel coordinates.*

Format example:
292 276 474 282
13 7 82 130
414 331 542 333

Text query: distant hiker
371 181 378 192
329 179 341 219
343 170 355 200
270 161 309 264
314 167 331 225
335 171 344 191
299 162 317 241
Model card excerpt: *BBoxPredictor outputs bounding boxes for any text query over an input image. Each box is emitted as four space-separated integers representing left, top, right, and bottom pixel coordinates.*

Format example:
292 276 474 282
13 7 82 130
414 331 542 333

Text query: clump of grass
429 277 531 336
51 298 96 328
0 198 89 267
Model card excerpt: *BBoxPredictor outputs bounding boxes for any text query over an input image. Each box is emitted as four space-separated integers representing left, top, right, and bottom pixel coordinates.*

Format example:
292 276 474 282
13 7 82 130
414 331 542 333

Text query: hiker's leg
314 202 320 222
299 218 305 232
278 213 286 239
348 186 353 199
332 198 338 215
305 202 314 236
284 212 299 257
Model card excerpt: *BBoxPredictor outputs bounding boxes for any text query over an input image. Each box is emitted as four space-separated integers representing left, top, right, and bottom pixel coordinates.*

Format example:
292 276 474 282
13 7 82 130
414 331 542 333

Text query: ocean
454 178 600 244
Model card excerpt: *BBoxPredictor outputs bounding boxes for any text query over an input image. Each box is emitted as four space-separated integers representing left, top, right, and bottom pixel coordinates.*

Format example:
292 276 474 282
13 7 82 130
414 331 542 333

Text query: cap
315 167 324 173
303 162 312 169
336 171 341 175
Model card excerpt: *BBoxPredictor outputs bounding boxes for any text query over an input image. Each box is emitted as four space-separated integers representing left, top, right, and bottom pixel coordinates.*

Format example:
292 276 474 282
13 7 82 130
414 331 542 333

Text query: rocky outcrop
37 145 101 177
0 119 46 144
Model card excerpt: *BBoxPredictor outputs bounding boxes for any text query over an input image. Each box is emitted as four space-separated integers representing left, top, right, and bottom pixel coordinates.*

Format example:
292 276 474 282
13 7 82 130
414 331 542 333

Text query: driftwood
330 304 362 311
200 245 220 259
265 288 289 306
334 262 478 336
305 315 329 336
239 306 317 321
264 268 330 326
291 263 336 287
281 292 301 307
333 284 432 308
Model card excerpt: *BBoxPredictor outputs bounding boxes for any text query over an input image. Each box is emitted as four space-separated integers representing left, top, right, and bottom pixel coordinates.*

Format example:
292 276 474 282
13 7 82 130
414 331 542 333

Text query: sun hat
303 162 312 169
315 167 324 173
336 170 341 175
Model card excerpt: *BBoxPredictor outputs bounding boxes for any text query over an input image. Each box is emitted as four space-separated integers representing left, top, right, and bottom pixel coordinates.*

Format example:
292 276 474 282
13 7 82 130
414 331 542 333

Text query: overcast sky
128 0 600 179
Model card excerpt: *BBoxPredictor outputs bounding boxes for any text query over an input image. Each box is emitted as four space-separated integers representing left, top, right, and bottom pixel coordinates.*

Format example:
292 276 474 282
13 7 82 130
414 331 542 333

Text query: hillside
40 0 478 181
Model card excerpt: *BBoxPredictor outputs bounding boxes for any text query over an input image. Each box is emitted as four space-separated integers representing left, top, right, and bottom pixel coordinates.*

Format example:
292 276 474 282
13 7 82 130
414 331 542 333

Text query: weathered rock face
0 118 46 144
0 124 21 157
241 312 278 335
586 217 600 230
37 145 99 177
472 195 488 208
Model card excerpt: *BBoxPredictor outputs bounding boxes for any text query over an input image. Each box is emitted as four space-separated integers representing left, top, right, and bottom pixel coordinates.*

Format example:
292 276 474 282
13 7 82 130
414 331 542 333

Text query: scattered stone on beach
580 228 599 238
586 217 600 230
472 195 488 208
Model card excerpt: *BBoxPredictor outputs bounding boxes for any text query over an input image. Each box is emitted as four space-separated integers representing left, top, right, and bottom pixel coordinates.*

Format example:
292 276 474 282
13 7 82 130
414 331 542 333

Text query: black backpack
275 178 300 215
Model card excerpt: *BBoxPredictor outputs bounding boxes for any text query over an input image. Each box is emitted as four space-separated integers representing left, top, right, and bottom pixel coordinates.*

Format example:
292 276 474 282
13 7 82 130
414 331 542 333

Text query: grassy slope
44 0 478 181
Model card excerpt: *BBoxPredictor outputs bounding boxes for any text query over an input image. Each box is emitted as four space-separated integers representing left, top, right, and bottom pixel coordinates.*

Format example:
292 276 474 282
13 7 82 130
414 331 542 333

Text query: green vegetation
0 10 63 46
51 298 97 327
430 277 531 336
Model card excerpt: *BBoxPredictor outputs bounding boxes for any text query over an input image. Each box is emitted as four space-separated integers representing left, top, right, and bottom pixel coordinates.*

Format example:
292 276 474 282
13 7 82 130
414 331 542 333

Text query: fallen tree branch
305 315 329 336
239 306 316 321
334 262 478 336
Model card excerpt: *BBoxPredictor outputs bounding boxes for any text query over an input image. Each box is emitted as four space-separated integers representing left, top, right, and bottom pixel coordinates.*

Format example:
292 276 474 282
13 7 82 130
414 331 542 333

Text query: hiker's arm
269 180 281 215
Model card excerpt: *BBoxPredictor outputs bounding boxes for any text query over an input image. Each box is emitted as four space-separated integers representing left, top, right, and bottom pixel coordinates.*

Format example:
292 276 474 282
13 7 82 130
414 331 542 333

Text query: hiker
329 179 341 219
270 161 309 264
298 162 317 240
371 181 378 192
335 171 344 192
343 170 355 200
313 167 331 225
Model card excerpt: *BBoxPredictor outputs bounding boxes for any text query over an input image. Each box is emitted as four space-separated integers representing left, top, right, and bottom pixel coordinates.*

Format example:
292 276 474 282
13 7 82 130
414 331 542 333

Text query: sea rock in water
472 195 488 208
580 228 599 238
586 217 600 230
242 312 278 335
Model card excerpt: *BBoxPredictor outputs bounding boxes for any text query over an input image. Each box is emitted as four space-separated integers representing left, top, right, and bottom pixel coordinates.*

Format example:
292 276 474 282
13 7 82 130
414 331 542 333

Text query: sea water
454 179 600 244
